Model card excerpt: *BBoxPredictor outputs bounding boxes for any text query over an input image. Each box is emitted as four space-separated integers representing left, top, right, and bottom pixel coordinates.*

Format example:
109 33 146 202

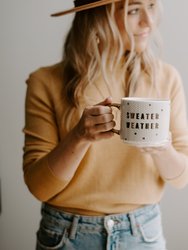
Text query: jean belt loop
127 213 138 236
69 215 80 240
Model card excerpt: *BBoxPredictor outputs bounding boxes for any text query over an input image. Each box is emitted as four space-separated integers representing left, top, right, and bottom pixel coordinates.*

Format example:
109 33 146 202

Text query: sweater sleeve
164 65 188 188
23 70 69 201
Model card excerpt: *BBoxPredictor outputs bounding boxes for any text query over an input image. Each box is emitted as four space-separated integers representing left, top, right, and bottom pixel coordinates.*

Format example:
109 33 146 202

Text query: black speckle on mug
134 132 137 135
127 103 129 105
161 109 164 112
142 137 146 140
149 104 151 106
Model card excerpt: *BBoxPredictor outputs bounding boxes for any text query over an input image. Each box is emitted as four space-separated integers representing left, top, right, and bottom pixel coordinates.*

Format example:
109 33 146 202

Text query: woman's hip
36 203 166 250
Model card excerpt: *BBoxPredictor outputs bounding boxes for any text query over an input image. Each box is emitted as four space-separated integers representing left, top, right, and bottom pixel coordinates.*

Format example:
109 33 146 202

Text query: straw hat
51 0 121 17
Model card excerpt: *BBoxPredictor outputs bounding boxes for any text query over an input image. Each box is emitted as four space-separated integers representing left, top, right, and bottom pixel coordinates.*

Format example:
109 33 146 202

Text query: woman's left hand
137 132 187 187
138 133 172 155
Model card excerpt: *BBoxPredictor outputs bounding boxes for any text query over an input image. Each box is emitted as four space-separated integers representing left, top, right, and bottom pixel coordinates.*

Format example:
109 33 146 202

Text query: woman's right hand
47 97 116 184
74 97 116 142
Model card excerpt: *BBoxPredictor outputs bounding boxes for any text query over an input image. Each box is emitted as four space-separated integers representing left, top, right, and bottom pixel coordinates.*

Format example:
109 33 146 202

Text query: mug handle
110 103 121 135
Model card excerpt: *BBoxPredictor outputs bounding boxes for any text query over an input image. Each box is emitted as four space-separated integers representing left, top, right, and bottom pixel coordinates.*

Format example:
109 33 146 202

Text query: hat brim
51 0 121 17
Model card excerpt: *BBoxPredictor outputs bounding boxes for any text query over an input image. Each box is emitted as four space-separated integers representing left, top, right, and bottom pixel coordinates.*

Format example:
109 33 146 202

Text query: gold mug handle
110 103 121 135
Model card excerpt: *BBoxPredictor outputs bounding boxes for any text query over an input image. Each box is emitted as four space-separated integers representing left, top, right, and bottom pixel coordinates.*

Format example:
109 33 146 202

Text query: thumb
97 97 113 106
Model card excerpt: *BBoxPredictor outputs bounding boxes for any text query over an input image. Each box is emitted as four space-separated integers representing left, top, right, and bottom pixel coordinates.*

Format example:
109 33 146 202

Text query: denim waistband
41 203 160 239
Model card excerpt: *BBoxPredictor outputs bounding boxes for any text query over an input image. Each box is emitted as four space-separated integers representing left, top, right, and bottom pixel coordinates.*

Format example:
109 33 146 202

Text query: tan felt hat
51 0 121 17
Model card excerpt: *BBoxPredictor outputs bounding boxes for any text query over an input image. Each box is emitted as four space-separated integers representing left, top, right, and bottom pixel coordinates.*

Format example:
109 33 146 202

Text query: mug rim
121 97 170 103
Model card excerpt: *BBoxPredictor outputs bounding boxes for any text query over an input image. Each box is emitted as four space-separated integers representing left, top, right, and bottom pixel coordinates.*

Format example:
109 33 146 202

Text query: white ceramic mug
111 97 171 147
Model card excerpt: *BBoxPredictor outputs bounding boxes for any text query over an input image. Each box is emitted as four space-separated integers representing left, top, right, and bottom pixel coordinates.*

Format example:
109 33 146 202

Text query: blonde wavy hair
61 0 162 131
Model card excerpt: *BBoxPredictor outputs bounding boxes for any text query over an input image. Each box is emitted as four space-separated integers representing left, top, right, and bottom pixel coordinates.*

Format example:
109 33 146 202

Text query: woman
23 0 188 249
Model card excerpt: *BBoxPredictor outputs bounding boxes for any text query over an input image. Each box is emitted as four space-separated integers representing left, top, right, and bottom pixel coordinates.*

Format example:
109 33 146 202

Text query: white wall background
0 1 188 249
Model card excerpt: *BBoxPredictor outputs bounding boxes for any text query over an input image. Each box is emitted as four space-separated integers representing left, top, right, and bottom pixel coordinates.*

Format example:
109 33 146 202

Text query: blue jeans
36 203 166 250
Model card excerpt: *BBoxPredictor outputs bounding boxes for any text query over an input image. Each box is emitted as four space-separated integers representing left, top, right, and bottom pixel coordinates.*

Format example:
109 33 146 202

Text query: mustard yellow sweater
23 61 188 215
